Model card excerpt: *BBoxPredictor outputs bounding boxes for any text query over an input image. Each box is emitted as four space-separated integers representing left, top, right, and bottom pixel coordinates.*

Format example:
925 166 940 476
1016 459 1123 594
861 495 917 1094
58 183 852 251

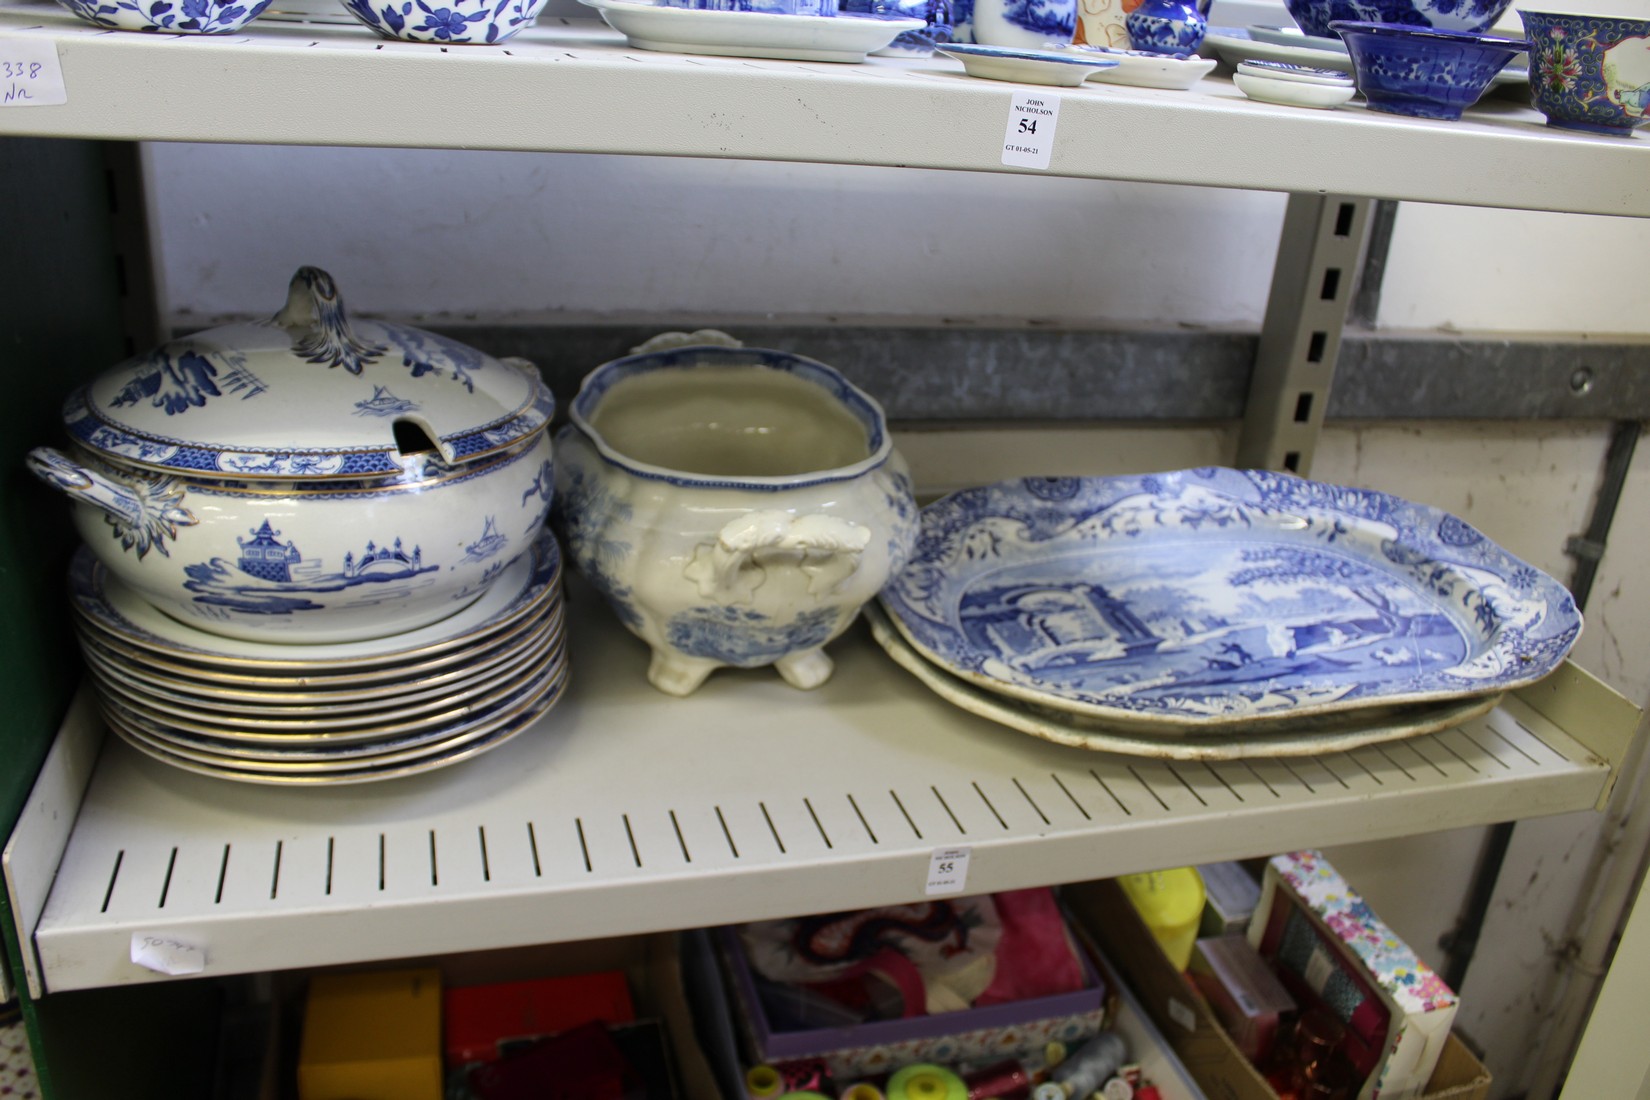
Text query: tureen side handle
26 447 199 556
685 510 871 602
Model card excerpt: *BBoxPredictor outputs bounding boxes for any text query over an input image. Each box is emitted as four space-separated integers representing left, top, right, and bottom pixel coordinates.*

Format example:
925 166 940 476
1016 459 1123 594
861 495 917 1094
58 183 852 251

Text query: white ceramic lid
65 267 553 480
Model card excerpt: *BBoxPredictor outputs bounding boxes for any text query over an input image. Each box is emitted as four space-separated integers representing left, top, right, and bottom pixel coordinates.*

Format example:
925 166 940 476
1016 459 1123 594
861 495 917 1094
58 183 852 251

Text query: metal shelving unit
2 4 1649 1091
0 1 1647 215
4 585 1639 996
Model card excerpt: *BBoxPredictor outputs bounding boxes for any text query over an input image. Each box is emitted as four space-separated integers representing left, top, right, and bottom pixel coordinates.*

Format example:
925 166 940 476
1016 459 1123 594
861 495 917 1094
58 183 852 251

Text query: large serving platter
879 468 1579 733
865 604 1501 759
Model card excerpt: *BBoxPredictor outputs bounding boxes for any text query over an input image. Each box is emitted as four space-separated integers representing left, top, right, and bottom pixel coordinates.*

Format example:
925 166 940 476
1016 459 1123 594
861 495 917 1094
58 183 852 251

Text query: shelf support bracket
1235 193 1374 475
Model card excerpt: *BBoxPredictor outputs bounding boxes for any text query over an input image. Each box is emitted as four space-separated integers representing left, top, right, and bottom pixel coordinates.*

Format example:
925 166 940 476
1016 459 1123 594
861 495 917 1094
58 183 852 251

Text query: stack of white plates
68 529 568 785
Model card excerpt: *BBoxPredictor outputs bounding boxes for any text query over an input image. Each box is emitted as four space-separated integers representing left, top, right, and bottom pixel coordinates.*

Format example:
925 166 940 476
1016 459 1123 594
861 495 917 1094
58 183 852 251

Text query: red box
444 970 636 1065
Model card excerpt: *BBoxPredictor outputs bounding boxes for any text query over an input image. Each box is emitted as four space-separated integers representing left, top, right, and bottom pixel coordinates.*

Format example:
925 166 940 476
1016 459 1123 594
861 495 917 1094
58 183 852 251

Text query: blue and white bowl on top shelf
26 266 557 645
1331 20 1527 120
967 0 1076 49
341 0 550 42
554 337 918 697
1281 0 1513 40
50 0 271 33
1125 0 1206 56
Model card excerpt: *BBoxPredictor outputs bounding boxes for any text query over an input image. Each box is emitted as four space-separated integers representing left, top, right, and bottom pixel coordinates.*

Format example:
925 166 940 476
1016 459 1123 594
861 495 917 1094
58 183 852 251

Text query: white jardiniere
555 343 917 697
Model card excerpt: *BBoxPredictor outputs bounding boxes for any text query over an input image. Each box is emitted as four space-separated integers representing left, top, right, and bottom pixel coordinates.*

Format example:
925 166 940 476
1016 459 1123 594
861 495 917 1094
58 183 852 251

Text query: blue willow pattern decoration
882 468 1581 722
553 457 644 630
666 606 842 666
110 344 266 418
51 0 270 31
342 0 549 43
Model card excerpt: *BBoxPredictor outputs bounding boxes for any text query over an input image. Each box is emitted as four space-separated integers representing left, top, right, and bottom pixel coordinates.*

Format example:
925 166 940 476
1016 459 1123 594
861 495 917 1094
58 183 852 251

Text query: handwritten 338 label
1001 92 1061 170
1 39 68 107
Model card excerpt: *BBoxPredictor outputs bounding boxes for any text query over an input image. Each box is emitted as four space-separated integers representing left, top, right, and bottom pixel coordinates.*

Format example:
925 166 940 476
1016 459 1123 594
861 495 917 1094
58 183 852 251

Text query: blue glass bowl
1285 0 1511 40
1331 20 1527 120
1520 10 1650 137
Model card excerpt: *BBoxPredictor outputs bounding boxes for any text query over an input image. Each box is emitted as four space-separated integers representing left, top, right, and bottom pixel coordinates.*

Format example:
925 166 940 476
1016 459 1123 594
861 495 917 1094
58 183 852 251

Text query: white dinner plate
577 0 924 61
937 43 1119 86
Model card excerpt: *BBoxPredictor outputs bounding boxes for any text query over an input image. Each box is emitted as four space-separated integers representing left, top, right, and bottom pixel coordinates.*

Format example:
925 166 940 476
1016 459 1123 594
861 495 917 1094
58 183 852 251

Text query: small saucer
1062 44 1217 89
937 43 1120 86
1234 59 1357 107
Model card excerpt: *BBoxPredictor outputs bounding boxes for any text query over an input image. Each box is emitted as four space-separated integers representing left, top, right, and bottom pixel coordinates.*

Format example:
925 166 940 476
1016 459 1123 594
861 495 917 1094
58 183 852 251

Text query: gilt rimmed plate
73 600 563 702
69 529 561 671
105 659 567 784
88 628 565 735
100 650 567 763
866 603 1502 758
577 0 924 62
880 468 1579 732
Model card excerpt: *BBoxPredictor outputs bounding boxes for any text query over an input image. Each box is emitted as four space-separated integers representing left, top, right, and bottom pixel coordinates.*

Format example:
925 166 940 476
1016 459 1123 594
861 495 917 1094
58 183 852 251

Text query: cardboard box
1064 880 1491 1100
717 925 1109 1080
1250 852 1457 1100
298 967 443 1100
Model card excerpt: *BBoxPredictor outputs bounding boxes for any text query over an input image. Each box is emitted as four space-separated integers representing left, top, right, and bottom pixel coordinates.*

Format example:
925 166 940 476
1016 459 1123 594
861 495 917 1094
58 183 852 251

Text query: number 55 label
1 39 68 107
1001 92 1061 170
926 846 972 896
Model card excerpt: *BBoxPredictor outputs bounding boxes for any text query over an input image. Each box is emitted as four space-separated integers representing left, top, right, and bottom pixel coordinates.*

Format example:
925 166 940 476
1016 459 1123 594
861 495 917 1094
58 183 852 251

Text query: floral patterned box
715 925 1108 1081
1249 851 1458 1100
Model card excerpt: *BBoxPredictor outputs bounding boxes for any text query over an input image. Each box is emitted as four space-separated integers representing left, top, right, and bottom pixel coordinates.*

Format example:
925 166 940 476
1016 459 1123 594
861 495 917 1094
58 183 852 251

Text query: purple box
716 927 1108 1080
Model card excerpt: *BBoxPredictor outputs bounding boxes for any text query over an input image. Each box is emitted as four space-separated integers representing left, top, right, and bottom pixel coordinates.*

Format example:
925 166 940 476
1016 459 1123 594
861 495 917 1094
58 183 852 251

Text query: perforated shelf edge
12 578 1632 994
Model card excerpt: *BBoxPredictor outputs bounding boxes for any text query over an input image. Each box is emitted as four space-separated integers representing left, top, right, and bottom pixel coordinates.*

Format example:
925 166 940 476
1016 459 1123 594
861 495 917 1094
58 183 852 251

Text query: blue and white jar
1124 0 1204 56
968 0 1075 49
27 267 556 644
554 341 917 697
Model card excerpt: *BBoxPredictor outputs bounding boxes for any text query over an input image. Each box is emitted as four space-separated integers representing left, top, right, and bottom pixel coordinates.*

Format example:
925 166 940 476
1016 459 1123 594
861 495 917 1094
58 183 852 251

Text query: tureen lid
63 267 553 480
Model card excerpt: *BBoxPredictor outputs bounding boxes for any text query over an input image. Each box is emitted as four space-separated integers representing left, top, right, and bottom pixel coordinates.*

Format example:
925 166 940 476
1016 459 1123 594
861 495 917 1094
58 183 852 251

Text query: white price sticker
925 845 972 896
0 39 67 107
131 933 206 976
1001 91 1061 170
1167 996 1198 1033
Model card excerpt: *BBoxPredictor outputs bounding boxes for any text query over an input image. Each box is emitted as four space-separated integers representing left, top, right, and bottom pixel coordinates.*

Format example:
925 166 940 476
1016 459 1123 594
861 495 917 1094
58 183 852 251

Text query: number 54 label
926 846 972 896
1001 92 1061 170
1 38 68 107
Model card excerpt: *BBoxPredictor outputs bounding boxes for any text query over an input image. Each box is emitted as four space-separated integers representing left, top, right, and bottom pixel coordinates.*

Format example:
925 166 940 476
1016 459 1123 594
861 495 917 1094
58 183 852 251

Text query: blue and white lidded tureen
555 342 918 697
28 267 556 645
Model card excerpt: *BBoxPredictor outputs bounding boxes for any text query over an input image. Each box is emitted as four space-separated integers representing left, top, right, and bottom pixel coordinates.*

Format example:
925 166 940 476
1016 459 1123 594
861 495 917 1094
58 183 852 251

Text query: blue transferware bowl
1284 0 1512 40
341 0 549 42
1520 10 1650 137
1331 20 1527 120
1125 0 1205 56
52 0 270 32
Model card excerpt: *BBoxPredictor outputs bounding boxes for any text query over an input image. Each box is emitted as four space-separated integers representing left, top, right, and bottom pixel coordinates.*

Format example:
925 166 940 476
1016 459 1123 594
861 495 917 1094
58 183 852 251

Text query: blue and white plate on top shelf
879 468 1580 733
937 42 1119 84
577 0 924 60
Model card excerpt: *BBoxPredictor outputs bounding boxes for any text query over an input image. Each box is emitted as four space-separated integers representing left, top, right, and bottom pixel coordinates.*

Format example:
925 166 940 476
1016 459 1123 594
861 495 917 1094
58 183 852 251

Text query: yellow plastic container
1118 867 1206 971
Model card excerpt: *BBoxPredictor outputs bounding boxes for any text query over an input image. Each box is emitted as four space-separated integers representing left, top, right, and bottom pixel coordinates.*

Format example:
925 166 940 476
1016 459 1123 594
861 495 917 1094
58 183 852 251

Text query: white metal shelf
1 0 1648 215
12 578 1632 994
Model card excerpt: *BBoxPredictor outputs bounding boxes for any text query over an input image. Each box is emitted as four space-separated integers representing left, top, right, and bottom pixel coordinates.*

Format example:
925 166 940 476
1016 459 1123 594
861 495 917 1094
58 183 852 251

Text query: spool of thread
888 1063 969 1100
843 1085 888 1100
1030 1083 1066 1100
747 1065 785 1099
963 1059 1034 1099
776 1093 832 1100
1049 1032 1128 1100
1102 1076 1134 1100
